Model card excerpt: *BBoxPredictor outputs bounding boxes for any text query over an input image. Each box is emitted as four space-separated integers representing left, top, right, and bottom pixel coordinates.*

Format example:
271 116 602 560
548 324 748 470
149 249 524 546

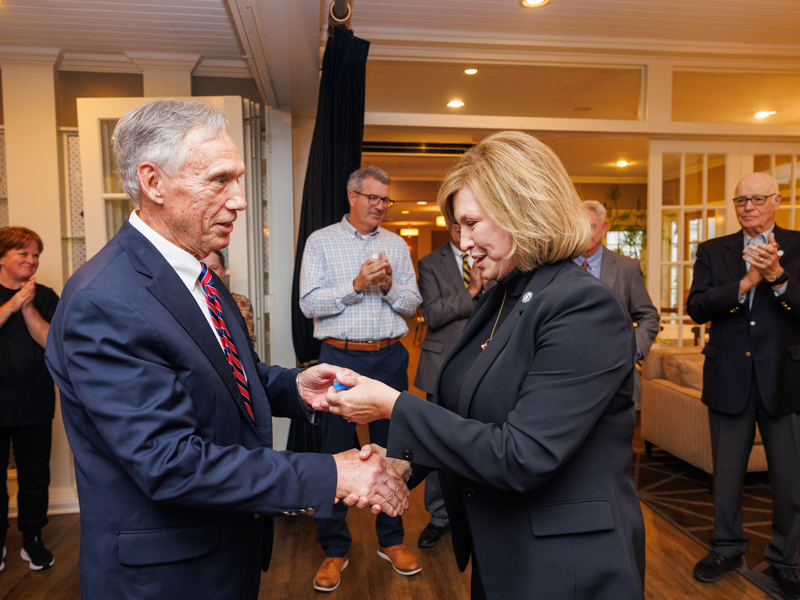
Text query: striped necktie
581 259 588 270
199 263 254 423
745 234 767 309
462 253 470 288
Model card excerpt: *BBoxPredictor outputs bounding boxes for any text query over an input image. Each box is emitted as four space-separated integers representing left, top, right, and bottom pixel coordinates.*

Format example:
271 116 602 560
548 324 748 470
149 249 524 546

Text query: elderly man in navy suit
45 100 408 600
687 172 800 599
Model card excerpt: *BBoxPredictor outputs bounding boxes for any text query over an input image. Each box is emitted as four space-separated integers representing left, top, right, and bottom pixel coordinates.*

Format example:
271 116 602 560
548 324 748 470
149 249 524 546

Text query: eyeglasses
353 190 394 208
732 193 776 207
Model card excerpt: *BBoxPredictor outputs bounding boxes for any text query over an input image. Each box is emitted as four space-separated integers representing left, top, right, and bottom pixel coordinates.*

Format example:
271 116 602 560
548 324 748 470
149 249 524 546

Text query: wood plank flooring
0 328 773 599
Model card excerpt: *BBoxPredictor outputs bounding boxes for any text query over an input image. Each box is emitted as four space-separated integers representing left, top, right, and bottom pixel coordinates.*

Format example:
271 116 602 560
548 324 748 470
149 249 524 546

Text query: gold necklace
481 291 507 351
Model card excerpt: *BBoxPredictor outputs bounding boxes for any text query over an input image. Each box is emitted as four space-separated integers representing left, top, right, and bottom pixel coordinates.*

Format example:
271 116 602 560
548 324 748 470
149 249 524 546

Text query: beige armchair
640 346 768 475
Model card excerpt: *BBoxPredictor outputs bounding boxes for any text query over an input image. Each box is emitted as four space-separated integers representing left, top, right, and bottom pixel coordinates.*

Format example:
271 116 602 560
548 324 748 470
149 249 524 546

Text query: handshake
297 364 410 518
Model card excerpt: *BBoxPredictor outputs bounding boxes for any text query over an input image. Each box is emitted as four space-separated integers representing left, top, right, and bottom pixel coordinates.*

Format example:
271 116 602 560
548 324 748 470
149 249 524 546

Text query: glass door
648 141 743 347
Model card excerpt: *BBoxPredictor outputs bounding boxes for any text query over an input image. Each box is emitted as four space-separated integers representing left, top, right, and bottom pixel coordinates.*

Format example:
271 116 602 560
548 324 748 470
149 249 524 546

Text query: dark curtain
287 26 370 453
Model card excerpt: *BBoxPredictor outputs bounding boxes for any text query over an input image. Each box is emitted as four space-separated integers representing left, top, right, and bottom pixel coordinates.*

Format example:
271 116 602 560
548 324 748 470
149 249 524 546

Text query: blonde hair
438 131 590 271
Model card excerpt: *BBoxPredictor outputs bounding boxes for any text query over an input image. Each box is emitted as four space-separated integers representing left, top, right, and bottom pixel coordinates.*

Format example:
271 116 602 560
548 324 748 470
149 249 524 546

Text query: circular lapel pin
522 291 533 303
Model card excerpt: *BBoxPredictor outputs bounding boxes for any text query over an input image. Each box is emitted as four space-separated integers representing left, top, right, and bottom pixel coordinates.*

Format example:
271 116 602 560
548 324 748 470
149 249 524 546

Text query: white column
126 52 200 97
291 117 315 248
644 60 673 123
0 47 79 513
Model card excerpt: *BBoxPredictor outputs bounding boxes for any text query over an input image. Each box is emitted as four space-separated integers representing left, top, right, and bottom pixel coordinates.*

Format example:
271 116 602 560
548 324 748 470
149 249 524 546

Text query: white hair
583 200 607 222
347 166 391 193
113 100 228 202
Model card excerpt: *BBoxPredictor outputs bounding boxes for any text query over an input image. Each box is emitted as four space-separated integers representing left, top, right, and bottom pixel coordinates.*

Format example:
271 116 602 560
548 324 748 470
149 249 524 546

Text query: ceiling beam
225 0 321 114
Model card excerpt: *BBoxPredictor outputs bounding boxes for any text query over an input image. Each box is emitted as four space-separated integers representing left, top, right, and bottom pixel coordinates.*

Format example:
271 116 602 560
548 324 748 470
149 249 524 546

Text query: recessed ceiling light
401 210 410 214
417 201 428 205
616 160 629 167
521 0 551 7
755 110 777 119
464 69 478 75
447 100 465 108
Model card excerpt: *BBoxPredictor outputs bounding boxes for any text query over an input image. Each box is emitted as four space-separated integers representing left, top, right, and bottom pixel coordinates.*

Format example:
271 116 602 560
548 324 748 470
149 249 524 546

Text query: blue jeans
316 342 409 557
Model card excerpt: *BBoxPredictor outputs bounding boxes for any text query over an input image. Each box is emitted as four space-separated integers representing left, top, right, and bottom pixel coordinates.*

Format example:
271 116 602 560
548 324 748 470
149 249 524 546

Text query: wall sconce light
400 228 420 237
435 216 446 227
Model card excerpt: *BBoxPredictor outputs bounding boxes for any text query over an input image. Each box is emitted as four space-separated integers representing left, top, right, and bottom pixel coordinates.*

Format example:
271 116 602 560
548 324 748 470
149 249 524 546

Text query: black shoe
693 551 743 583
417 522 450 549
21 536 54 571
773 567 800 599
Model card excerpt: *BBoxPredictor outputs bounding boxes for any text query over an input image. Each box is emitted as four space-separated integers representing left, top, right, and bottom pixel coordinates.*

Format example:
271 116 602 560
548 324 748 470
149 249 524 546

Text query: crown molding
0 47 62 68
194 59 253 78
366 42 800 74
125 52 201 72
60 53 140 74
357 27 800 60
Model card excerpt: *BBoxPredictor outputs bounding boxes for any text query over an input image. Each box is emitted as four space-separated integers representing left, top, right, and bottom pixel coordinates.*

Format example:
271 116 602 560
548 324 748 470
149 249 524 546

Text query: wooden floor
0 330 773 599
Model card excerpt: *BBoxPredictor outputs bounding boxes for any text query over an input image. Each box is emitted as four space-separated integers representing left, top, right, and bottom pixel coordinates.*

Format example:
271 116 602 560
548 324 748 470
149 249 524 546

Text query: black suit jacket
388 261 645 600
45 222 336 600
686 225 800 416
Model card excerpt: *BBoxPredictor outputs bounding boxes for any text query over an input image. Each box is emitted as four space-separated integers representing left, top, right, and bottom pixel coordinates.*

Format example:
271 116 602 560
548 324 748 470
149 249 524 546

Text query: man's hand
741 233 783 293
324 373 401 423
333 448 409 516
380 258 393 293
359 444 412 482
353 255 390 293
297 363 359 408
467 262 483 298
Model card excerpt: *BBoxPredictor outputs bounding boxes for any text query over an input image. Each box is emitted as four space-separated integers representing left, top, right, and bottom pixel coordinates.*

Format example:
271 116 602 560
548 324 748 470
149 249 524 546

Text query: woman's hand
324 373 400 424
8 278 35 313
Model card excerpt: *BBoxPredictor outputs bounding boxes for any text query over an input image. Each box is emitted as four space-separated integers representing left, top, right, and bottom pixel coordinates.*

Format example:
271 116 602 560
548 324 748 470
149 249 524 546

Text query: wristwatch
770 271 789 286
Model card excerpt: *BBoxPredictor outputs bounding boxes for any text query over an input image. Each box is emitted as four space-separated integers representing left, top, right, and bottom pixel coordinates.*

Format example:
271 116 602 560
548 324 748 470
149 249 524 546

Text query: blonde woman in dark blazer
319 131 646 600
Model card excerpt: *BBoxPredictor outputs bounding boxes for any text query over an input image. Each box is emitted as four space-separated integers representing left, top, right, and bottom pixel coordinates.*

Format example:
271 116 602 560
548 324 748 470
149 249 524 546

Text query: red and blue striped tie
199 263 254 423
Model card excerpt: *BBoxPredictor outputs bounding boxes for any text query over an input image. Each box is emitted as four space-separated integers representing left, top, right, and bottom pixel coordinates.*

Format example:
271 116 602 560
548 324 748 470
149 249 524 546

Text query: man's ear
348 190 356 209
138 162 166 205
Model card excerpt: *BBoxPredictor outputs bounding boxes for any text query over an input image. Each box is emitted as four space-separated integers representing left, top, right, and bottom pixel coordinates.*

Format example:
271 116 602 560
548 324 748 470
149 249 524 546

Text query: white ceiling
0 0 243 59
330 0 800 53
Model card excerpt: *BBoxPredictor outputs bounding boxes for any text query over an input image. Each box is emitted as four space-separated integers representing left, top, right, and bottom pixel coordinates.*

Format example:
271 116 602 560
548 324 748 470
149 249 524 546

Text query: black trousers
316 342 408 557
709 369 800 567
0 421 52 539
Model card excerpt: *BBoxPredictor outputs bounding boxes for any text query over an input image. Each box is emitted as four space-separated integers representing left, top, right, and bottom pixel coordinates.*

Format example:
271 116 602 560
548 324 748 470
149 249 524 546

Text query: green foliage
603 184 647 262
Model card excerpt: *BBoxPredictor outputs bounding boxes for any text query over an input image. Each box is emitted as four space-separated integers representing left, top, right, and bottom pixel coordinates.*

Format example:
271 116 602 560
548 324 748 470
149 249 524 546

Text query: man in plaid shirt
300 166 422 592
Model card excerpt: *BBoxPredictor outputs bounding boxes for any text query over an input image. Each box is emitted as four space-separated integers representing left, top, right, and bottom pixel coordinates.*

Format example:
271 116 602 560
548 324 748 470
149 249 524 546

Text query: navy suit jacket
388 261 646 600
45 222 337 600
686 225 800 416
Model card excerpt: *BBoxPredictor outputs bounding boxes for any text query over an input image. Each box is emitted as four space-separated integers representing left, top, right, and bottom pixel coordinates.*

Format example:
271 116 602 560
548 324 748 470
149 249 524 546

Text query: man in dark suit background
413 219 489 548
45 100 408 600
574 200 659 402
687 172 800 599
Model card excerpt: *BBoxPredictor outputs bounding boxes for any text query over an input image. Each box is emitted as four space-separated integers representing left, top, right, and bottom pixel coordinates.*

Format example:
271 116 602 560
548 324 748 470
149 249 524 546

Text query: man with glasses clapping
687 172 800 600
300 166 422 592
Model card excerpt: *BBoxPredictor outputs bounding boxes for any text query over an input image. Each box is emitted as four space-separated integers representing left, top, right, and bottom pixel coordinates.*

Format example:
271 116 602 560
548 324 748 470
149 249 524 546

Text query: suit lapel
118 222 258 433
442 244 465 291
599 247 617 288
724 230 746 284
455 263 564 418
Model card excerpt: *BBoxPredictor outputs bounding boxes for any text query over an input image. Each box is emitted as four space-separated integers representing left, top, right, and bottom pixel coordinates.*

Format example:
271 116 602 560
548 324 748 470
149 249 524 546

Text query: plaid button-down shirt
300 215 422 341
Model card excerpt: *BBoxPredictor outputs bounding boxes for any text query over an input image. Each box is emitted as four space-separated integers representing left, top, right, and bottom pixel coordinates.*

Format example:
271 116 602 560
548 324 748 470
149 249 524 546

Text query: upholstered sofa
640 346 768 475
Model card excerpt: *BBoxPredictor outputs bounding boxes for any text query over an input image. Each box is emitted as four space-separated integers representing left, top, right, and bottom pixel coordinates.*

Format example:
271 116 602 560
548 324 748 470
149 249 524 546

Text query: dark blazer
599 247 659 359
45 222 337 600
414 243 489 394
686 225 800 416
388 261 645 600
